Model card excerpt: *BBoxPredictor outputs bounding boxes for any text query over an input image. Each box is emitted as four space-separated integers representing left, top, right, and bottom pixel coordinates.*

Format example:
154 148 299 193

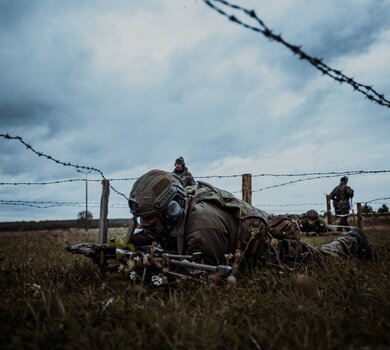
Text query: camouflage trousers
259 234 359 266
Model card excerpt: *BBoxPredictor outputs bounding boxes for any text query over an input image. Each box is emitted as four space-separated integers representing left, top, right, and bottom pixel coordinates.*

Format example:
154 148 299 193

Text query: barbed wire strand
0 133 129 200
203 0 390 108
0 200 95 205
0 179 98 186
234 174 346 194
0 178 138 186
2 169 389 186
365 196 390 204
0 199 323 207
0 201 129 210
230 172 389 194
1 198 387 210
1 135 390 201
254 203 323 207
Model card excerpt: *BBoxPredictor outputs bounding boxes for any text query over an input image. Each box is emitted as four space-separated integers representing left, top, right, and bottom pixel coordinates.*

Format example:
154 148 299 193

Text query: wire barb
203 0 390 108
0 133 129 200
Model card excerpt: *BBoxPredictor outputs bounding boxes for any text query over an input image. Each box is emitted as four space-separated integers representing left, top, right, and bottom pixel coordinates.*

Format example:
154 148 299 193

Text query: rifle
66 241 235 287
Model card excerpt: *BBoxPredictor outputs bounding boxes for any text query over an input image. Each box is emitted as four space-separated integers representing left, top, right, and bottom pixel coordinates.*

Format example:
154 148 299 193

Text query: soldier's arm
187 172 196 186
184 228 229 265
317 220 330 233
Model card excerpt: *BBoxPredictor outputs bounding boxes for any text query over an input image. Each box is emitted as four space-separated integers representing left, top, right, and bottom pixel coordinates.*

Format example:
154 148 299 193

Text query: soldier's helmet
306 209 319 220
340 176 348 183
128 169 187 218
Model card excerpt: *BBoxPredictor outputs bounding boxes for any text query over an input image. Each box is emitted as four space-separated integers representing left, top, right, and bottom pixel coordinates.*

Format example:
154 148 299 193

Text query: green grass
0 228 389 349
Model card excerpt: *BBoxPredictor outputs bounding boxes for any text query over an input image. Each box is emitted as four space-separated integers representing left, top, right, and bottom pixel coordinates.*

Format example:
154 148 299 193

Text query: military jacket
172 167 196 187
128 181 364 269
330 184 354 214
299 217 331 234
173 181 269 265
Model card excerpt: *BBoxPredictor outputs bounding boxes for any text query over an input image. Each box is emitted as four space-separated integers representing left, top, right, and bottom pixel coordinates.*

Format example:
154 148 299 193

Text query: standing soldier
128 170 374 269
172 157 196 188
330 176 354 231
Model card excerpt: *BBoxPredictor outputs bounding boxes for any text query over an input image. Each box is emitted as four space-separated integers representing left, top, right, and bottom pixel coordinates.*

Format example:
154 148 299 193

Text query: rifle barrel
170 259 232 277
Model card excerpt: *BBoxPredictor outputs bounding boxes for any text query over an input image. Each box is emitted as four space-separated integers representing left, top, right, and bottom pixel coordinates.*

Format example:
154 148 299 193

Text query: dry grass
0 228 389 349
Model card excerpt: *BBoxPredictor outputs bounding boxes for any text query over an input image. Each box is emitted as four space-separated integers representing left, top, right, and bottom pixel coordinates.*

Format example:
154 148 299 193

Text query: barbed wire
0 177 138 186
1 135 389 204
232 174 339 194
250 174 347 193
196 172 345 179
233 171 390 194
0 200 95 205
203 0 390 108
1 196 388 211
251 170 390 178
0 200 129 209
364 196 390 204
0 133 129 200
254 203 323 207
0 179 96 186
196 174 242 179
2 169 389 186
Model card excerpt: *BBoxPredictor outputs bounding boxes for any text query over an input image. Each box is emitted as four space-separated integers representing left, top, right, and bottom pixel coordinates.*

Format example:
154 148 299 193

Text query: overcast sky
1 0 389 222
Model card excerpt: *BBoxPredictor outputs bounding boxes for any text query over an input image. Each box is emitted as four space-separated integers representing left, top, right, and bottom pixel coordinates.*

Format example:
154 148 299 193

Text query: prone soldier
127 170 375 270
299 209 333 236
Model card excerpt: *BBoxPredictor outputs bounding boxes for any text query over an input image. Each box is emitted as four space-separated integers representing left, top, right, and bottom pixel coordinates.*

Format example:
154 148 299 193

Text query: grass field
0 227 389 349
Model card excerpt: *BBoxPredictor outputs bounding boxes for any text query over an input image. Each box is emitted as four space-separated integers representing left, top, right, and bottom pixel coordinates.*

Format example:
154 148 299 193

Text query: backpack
267 215 301 241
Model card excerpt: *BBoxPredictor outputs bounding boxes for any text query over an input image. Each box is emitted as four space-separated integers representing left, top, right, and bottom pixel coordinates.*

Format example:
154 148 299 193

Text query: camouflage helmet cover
306 209 319 220
129 169 186 217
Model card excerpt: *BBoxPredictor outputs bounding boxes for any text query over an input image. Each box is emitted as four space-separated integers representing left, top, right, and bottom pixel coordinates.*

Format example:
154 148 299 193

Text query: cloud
0 0 389 221
0 0 38 29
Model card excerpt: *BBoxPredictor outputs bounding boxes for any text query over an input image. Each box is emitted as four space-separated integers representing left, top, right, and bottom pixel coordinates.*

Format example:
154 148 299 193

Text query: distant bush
362 203 373 214
77 210 93 222
377 204 389 213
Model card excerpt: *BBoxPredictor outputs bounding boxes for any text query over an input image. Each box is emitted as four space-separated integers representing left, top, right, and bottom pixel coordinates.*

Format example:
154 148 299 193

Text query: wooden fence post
326 195 332 225
357 202 363 230
99 180 110 245
242 174 252 205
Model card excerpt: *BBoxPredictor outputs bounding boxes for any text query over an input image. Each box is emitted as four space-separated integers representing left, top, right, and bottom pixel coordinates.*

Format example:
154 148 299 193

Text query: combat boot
346 229 377 261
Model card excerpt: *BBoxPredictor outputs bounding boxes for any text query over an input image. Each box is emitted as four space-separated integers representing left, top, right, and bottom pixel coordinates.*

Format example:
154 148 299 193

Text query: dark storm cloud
0 0 38 29
0 0 94 140
311 1 390 60
0 100 53 126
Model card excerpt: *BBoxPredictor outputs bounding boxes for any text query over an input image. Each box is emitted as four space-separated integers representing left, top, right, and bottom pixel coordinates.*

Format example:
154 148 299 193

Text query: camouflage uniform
179 182 365 266
330 178 354 231
129 170 371 269
172 167 196 188
299 217 332 236
172 157 196 188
